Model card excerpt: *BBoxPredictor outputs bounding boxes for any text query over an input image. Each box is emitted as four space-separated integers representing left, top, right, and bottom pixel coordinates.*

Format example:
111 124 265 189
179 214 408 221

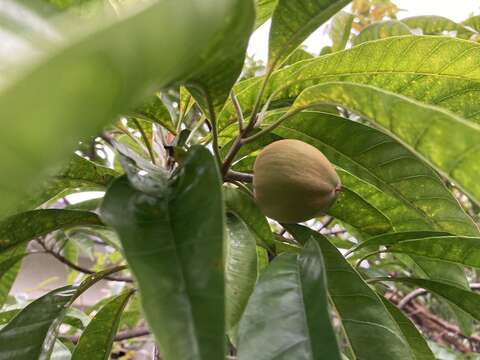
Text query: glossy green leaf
255 0 278 29
0 246 26 308
328 186 392 235
131 93 176 134
224 187 275 251
220 36 480 130
347 231 449 254
268 0 351 68
380 277 480 322
225 214 259 332
353 20 411 45
0 0 252 216
101 146 225 360
238 240 341 360
287 224 413 360
71 290 135 360
0 209 102 252
293 81 480 207
329 11 354 52
249 111 478 236
388 236 480 268
0 286 76 360
0 266 125 360
381 298 435 360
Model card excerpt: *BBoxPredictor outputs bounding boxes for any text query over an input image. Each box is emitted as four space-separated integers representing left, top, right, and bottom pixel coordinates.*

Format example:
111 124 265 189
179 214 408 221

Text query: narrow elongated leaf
255 0 278 29
347 231 449 254
381 277 480 322
0 266 125 360
101 146 225 360
238 240 341 360
402 16 471 36
0 209 102 252
287 225 413 360
293 81 480 207
224 187 275 251
353 20 411 45
220 36 480 130
225 214 259 332
0 246 26 307
329 11 354 52
388 236 480 268
268 0 351 68
241 111 477 236
381 298 435 360
0 0 251 216
71 290 135 360
0 286 76 360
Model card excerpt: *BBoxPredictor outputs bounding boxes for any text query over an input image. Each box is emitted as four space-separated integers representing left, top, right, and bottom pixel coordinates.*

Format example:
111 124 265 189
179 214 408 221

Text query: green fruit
253 139 341 224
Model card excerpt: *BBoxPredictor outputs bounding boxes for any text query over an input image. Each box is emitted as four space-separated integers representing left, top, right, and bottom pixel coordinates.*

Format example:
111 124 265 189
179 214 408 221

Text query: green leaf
286 224 413 360
0 266 124 360
71 290 135 360
0 286 76 360
268 0 351 68
0 246 25 308
283 48 314 67
255 0 278 29
353 20 411 45
237 240 341 360
380 277 480 322
220 36 480 131
388 236 480 268
249 111 478 236
402 16 471 36
328 186 393 235
101 146 225 360
0 0 251 217
329 11 354 52
293 81 480 207
225 214 259 332
0 209 102 252
131 93 176 134
381 298 435 360
463 15 480 32
347 231 450 254
224 187 275 251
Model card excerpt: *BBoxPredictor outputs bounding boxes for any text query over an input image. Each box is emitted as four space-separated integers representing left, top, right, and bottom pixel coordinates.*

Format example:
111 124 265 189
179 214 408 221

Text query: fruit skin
253 139 341 223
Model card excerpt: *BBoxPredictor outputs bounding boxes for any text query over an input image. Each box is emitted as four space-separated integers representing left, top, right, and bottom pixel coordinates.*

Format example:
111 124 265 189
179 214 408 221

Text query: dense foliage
2 0 480 358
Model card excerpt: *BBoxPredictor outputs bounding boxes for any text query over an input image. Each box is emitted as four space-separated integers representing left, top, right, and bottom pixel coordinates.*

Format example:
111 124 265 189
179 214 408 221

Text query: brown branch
36 239 133 283
224 170 253 183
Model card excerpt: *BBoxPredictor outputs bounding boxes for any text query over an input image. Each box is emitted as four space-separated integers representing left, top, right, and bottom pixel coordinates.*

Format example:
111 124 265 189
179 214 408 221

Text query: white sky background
247 0 480 62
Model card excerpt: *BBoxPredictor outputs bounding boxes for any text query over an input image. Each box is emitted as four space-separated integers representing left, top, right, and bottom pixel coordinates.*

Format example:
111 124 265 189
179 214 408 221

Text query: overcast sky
248 0 480 61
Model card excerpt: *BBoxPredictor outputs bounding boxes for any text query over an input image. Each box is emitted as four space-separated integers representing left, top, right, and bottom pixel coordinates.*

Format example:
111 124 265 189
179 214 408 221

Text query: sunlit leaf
329 11 354 52
353 20 411 45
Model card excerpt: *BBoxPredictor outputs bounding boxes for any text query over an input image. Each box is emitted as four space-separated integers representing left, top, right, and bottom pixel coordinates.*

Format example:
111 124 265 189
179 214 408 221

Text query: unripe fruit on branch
253 139 341 224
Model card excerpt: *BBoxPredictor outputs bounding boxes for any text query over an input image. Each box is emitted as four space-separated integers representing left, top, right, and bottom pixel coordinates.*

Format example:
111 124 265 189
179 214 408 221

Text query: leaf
51 340 71 360
131 93 176 134
268 0 351 68
220 36 480 131
387 236 480 268
225 214 259 332
237 240 341 360
463 15 480 32
71 290 135 360
293 81 480 207
255 0 278 29
329 11 354 52
380 277 480 322
0 0 251 217
328 186 393 235
0 246 26 308
402 16 471 36
244 111 478 236
381 298 435 360
224 187 275 251
347 231 450 254
283 48 314 67
0 286 76 360
0 266 124 360
353 20 411 45
286 224 414 360
101 146 225 360
0 209 102 252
